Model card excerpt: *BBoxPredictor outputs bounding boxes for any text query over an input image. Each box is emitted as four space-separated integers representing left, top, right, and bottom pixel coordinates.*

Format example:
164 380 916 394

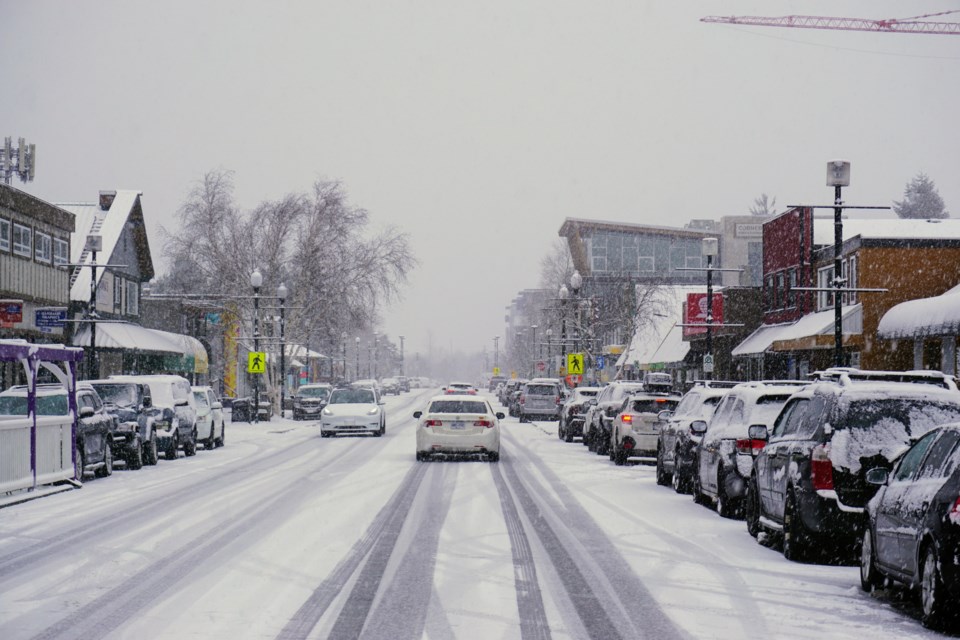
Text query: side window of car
729 398 746 426
916 432 960 480
771 399 801 439
893 431 939 482
791 395 824 438
78 392 95 410
711 395 736 430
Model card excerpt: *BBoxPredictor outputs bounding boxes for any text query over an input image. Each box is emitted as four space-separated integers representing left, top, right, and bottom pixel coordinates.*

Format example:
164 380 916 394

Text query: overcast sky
3 1 958 360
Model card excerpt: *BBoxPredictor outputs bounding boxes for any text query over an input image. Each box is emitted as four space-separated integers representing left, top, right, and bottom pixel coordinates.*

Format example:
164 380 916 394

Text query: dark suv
746 369 960 562
90 380 160 469
293 383 332 421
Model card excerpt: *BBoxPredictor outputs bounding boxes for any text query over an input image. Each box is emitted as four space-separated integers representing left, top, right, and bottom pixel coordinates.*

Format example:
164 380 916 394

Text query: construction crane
702 10 960 35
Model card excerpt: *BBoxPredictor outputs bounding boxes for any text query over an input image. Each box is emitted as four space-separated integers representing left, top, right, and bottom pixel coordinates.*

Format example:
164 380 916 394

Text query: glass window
849 255 858 304
429 400 488 414
12 223 31 257
114 276 123 311
772 399 806 438
917 432 960 480
788 269 797 308
54 238 69 265
817 266 834 310
126 281 139 315
34 232 51 263
0 218 9 251
193 391 210 408
893 431 939 482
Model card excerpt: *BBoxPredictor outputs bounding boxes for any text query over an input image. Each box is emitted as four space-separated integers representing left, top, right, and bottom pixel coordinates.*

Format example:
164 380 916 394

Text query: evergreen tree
893 173 948 219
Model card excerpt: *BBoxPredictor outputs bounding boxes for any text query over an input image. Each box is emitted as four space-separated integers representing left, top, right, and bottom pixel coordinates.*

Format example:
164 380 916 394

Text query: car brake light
736 438 767 456
474 420 493 428
520 396 525 405
469 389 477 395
949 498 960 525
424 419 443 427
811 443 834 491
556 397 563 405
621 414 633 423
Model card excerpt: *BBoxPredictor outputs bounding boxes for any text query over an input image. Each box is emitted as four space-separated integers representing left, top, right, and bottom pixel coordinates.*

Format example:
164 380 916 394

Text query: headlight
322 407 333 415
367 406 380 415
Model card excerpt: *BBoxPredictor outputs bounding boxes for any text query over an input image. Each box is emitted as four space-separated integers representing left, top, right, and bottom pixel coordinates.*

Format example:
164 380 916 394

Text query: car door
701 395 739 496
757 398 801 519
77 390 105 465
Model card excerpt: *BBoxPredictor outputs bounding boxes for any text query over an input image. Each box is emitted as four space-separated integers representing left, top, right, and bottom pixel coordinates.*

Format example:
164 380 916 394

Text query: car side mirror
658 410 674 421
747 424 768 441
865 467 890 486
496 412 505 419
690 420 708 436
142 396 152 408
413 411 422 419
79 406 95 418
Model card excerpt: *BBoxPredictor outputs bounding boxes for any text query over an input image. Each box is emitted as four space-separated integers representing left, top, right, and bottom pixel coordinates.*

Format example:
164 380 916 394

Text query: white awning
645 323 690 366
72 321 208 373
878 285 960 339
732 304 862 357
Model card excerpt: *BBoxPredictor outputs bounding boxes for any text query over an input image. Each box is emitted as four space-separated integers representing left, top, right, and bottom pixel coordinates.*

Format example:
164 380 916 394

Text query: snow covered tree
893 173 948 219
749 193 776 217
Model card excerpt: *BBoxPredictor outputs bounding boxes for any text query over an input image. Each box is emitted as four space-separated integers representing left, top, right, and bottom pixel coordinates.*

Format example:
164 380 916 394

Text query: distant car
321 386 385 437
488 375 507 392
499 379 524 406
609 390 681 465
293 383 332 421
558 387 601 442
192 386 225 449
381 377 401 395
414 395 503 461
656 382 733 492
444 382 478 395
89 379 160 468
861 424 960 629
0 383 115 480
112 374 198 460
397 376 411 392
747 369 960 563
519 381 564 422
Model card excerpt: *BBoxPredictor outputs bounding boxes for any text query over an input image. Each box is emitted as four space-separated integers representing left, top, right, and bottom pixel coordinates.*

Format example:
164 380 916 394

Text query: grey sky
3 1 958 360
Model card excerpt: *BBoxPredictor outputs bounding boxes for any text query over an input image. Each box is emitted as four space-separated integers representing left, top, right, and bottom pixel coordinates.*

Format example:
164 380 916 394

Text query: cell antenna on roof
0 137 37 185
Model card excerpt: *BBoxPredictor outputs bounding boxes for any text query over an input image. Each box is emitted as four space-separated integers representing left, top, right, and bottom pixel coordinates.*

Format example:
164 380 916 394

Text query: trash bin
231 397 252 423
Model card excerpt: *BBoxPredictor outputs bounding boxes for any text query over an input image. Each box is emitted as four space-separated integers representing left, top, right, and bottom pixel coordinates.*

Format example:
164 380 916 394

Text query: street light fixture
250 268 263 423
277 282 287 417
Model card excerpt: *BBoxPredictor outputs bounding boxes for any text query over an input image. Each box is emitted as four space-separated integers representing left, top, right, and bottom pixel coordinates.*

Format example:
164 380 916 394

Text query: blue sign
596 355 605 369
35 308 67 332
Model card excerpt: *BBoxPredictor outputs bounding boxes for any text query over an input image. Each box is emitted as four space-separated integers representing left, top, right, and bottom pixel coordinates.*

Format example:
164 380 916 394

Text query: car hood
325 403 378 417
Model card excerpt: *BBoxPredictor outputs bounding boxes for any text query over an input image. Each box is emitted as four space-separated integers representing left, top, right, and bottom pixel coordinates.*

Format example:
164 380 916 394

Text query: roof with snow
812 217 960 247
877 284 960 339
732 304 862 357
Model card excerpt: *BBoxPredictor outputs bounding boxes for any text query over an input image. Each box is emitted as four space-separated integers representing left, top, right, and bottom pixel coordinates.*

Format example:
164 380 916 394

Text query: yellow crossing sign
567 353 584 375
248 351 266 374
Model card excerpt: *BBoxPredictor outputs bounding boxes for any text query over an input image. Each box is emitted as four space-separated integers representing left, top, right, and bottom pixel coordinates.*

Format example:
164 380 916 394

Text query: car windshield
143 383 175 406
193 391 210 408
329 389 375 404
91 384 138 407
526 385 557 396
298 387 330 398
0 393 69 416
429 400 488 414
630 398 679 413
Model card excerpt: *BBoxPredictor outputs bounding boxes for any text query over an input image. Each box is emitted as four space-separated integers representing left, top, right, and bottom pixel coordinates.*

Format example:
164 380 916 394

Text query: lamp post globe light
250 268 263 423
355 336 360 381
827 159 851 368
277 282 288 417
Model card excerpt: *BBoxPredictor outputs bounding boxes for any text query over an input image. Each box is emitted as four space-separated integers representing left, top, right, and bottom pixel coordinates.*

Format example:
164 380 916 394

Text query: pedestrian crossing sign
567 353 584 375
248 351 266 374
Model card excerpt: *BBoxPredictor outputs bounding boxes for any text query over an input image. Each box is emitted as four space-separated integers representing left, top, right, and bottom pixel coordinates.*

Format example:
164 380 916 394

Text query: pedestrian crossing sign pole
567 353 584 376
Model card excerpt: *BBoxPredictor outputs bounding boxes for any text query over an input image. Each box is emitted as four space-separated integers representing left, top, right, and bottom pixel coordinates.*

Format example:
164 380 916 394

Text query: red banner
683 293 723 337
0 300 23 327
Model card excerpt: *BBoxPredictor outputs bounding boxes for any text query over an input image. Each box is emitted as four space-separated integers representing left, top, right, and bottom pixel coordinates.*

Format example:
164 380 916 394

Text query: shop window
12 223 31 257
54 238 69 265
0 219 9 252
35 232 52 264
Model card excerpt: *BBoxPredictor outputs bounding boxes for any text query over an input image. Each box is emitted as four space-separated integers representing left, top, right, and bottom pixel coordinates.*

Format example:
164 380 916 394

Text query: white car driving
414 395 502 462
320 387 385 437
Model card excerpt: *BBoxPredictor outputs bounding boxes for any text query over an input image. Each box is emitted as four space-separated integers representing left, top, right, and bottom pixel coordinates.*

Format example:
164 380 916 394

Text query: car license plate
451 421 466 430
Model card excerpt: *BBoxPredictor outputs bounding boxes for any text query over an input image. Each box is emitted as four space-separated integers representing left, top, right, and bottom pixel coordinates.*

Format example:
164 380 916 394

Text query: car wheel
745 476 761 538
596 433 609 456
564 423 574 443
783 493 812 562
488 451 500 462
671 465 685 494
373 427 383 437
167 432 179 460
74 449 85 481
716 469 737 518
558 421 565 440
215 423 225 448
127 437 143 470
921 545 950 629
184 431 197 457
95 445 113 478
613 442 627 466
206 429 216 450
692 466 706 505
860 528 883 592
656 448 671 486
144 431 159 465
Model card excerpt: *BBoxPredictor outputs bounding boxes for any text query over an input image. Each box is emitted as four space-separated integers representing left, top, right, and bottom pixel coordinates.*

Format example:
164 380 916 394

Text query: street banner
683 293 724 337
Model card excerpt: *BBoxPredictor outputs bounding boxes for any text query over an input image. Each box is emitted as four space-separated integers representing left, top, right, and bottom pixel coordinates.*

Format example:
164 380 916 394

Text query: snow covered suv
747 369 960 562
609 390 681 466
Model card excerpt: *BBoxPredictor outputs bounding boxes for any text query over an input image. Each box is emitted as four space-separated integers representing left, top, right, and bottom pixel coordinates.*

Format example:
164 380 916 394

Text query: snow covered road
0 390 947 639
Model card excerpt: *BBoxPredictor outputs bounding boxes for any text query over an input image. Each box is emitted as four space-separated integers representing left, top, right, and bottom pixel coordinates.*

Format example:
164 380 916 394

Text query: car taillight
811 443 834 491
948 498 960 525
474 420 493 428
469 389 477 395
556 397 563 405
520 396 525 405
736 438 767 456
621 414 633 423
424 419 443 427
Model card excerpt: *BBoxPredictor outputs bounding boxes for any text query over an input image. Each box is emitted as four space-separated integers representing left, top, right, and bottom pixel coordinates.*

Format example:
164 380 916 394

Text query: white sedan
320 387 385 437
414 395 503 462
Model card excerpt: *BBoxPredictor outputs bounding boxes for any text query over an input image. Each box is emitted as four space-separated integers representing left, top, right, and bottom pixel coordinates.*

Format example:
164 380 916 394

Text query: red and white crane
702 10 960 35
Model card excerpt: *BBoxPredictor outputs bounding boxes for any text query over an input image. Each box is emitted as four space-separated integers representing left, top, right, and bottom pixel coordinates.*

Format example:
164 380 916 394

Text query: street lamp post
702 238 718 381
355 336 360 380
250 269 263 424
559 285 569 370
399 335 405 376
341 332 347 382
277 282 287 417
493 336 500 371
545 328 553 373
570 271 583 354
531 325 538 376
827 160 851 368
374 336 380 379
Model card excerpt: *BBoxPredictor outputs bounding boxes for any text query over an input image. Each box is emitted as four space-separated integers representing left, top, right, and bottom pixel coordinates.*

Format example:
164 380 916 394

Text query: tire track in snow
490 460 553 640
276 462 429 640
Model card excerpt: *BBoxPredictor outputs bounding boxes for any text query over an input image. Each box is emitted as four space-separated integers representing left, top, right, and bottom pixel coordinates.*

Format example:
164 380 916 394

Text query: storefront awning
732 305 862 357
878 285 960 339
72 322 208 374
643 324 689 368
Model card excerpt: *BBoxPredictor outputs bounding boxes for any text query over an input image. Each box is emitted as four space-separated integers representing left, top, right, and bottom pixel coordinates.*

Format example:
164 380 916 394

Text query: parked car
583 381 645 455
0 383 116 480
746 369 960 562
192 386 225 449
558 387 601 442
292 383 332 421
89 379 160 468
609 390 682 465
443 381 478 395
692 381 805 516
112 374 198 460
488 375 507 392
231 396 253 423
519 381 564 422
508 384 527 417
860 424 960 629
398 376 411 392
656 381 735 491
320 386 385 437
500 379 524 406
381 377 401 395
414 395 502 461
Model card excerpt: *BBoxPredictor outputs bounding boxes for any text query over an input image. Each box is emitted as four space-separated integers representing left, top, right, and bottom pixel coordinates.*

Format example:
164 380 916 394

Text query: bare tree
749 193 777 217
539 238 574 293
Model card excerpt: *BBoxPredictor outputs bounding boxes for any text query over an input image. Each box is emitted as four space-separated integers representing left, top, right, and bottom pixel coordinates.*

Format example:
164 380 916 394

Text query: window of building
0 218 9 251
54 238 69 266
817 266 834 310
848 255 858 304
114 276 123 312
12 223 32 257
637 256 654 271
775 272 785 309
35 232 52 264
787 269 797 308
126 281 139 316
765 275 774 311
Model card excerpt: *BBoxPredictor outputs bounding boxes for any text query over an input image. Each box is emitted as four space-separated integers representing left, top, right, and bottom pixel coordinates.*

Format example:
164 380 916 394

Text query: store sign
35 307 67 332
0 299 23 327
735 223 763 238
683 293 724 337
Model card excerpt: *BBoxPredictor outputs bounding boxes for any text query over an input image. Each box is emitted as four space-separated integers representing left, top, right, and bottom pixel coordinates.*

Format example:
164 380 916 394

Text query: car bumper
321 419 381 434
109 422 141 452
417 429 499 454
797 489 863 540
